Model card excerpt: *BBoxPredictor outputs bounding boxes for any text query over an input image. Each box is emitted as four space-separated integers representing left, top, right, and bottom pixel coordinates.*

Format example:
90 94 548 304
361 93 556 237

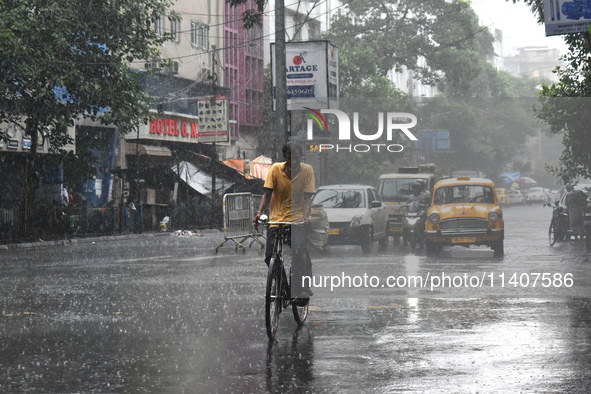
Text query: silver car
506 189 525 204
312 185 389 254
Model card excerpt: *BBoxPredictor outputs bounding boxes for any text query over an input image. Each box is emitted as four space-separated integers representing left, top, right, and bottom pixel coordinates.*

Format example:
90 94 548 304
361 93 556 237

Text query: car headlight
350 215 363 227
429 213 440 224
488 211 499 222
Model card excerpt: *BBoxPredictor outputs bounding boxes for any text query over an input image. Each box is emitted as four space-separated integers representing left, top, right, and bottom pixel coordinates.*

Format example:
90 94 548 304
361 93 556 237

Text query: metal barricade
215 193 265 253
0 205 20 242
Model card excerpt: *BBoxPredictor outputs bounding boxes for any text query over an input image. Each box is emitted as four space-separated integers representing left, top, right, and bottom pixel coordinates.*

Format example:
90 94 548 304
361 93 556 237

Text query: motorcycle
403 200 427 249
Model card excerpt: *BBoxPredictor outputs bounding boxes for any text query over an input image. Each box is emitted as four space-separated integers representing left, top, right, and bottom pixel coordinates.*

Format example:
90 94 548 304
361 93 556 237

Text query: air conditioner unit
165 61 179 74
149 59 162 71
199 67 212 80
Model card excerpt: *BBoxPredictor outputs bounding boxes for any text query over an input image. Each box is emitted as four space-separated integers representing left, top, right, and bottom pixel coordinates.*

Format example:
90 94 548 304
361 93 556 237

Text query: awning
125 143 171 157
250 155 272 180
172 161 233 197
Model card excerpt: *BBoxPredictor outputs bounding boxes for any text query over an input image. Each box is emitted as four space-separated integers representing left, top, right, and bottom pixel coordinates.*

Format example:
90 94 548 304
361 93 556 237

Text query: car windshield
433 185 496 205
312 189 366 208
529 188 542 193
378 178 423 202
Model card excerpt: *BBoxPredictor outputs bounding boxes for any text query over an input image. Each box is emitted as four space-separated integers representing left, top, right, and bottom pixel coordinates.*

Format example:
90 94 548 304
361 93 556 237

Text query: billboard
271 40 339 111
126 97 229 144
544 0 591 36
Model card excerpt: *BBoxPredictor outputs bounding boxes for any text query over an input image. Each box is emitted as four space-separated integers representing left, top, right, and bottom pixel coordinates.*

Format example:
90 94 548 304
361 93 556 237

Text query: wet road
1 204 591 392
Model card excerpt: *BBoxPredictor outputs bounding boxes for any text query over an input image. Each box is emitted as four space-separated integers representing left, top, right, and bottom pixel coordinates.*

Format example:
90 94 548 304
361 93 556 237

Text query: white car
547 189 560 203
527 187 547 204
312 184 389 254
506 189 525 204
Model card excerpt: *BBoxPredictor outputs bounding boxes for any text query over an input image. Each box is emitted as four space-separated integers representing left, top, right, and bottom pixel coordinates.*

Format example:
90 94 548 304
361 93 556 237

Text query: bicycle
258 216 309 340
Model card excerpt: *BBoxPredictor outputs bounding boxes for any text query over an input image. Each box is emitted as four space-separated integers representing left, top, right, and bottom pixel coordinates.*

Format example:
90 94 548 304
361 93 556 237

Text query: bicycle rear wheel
265 258 282 340
292 301 309 324
549 220 557 246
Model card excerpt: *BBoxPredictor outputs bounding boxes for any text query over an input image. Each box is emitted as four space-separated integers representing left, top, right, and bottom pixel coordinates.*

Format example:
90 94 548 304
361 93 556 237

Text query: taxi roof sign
457 177 470 181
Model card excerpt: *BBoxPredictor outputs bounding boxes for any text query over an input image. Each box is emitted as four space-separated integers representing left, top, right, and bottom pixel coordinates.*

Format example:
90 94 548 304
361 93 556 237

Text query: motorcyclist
404 181 430 247
408 181 430 207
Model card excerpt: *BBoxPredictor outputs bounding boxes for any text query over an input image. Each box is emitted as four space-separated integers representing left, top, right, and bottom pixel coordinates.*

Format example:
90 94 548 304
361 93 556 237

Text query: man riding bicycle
254 141 315 304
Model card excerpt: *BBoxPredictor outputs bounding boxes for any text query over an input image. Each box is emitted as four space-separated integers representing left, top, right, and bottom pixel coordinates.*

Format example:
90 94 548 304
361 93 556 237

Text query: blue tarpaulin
498 172 521 184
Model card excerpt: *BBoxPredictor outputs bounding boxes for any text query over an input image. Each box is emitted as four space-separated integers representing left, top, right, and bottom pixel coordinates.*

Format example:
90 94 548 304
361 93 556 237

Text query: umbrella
518 177 537 185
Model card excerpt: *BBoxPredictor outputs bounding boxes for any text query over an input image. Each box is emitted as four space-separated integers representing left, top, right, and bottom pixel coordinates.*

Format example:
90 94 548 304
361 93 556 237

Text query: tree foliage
417 96 540 177
325 0 495 97
225 0 265 29
0 0 176 144
512 0 591 182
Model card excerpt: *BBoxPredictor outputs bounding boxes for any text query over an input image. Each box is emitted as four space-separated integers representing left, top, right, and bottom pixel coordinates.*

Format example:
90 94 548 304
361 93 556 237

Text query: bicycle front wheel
292 301 309 324
265 258 282 340
549 220 557 246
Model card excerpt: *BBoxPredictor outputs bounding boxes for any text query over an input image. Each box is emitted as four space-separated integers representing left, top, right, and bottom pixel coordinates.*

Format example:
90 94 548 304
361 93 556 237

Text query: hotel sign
128 97 229 144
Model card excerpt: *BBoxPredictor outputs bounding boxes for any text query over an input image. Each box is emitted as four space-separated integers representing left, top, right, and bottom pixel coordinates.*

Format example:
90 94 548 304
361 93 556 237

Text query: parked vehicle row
499 187 558 205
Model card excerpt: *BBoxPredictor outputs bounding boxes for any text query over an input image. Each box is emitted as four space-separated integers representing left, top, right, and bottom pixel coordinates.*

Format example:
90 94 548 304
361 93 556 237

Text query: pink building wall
224 2 265 141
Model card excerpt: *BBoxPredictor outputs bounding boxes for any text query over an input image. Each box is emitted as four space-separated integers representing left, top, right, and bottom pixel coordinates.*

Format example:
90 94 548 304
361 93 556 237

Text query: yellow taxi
495 188 510 205
425 177 504 256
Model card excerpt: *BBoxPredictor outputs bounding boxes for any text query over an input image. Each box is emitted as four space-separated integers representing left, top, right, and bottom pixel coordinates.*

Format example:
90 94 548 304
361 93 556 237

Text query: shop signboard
544 0 591 35
0 122 75 153
197 95 229 143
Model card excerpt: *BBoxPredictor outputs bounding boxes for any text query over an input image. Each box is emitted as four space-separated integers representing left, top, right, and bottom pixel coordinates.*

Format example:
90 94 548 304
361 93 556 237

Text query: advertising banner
271 40 339 111
544 0 591 36
197 95 229 143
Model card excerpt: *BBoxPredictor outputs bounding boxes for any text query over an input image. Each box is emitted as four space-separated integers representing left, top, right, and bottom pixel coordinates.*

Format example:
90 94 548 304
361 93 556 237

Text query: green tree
511 0 591 182
325 0 494 97
417 96 540 177
0 0 177 234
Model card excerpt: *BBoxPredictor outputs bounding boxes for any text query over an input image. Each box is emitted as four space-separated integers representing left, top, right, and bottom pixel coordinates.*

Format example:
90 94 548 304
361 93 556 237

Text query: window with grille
155 17 164 37
170 19 179 43
191 21 209 49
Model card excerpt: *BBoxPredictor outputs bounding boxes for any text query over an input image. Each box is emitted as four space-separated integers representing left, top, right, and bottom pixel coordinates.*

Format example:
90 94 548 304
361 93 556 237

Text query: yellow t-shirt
264 162 315 222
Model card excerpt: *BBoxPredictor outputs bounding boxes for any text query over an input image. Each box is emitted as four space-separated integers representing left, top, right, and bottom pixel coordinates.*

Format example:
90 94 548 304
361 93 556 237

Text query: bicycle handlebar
258 220 305 226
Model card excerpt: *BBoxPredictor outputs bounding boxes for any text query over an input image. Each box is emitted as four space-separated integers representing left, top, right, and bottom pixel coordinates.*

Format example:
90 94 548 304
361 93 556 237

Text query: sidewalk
0 228 224 251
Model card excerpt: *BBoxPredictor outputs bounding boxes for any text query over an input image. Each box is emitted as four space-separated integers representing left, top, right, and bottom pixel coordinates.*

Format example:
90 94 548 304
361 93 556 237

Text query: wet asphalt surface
1 204 591 393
